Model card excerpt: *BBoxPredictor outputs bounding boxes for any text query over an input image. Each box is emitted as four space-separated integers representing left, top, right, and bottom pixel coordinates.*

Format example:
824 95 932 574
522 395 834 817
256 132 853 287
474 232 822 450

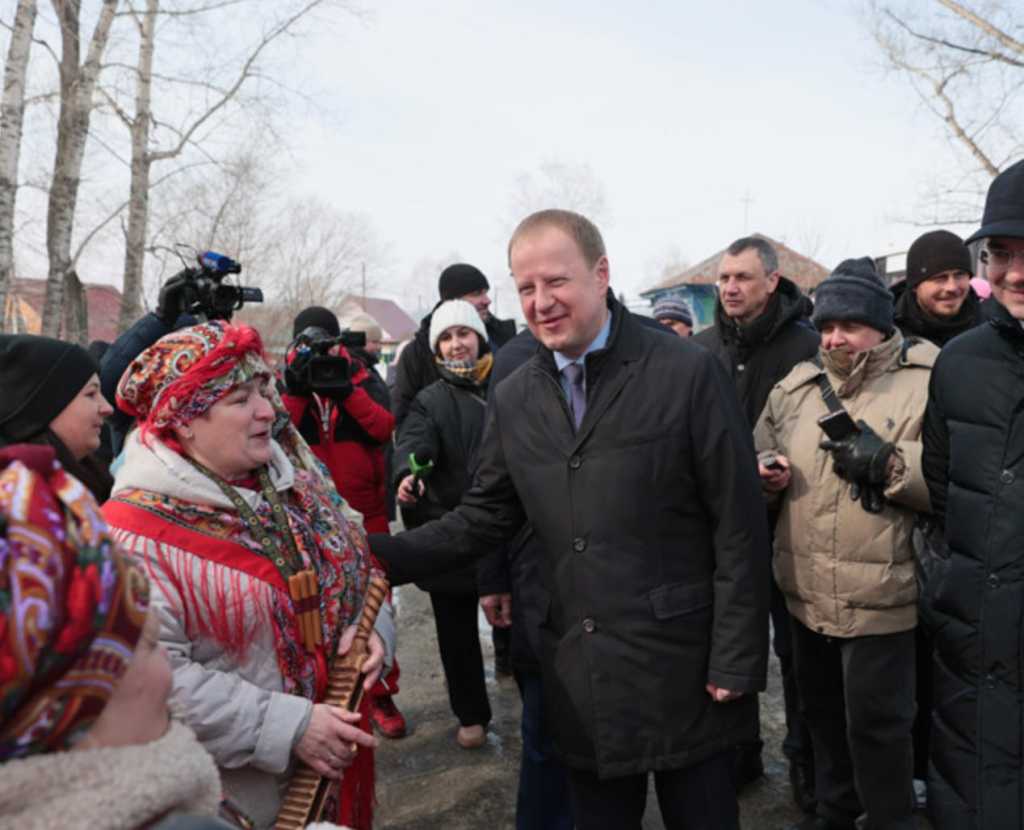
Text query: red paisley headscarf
115 321 269 446
0 445 150 760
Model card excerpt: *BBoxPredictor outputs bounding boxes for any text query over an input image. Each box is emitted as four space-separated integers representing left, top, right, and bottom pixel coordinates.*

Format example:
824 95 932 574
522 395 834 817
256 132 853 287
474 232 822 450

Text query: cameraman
281 306 408 739
100 272 199 456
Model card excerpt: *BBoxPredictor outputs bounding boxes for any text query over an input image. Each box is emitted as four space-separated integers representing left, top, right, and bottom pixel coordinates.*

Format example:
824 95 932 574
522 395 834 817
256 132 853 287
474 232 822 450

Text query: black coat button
988 573 1001 589
985 673 997 689
582 618 596 633
1001 469 1015 484
573 537 587 552
569 455 582 470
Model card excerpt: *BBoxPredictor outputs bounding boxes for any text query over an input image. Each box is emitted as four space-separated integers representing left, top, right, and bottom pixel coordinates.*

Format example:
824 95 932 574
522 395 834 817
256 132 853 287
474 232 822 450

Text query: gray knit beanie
811 257 894 335
652 297 693 328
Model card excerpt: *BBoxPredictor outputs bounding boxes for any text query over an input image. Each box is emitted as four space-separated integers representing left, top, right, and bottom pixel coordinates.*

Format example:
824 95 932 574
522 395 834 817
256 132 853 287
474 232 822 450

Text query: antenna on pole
741 190 755 231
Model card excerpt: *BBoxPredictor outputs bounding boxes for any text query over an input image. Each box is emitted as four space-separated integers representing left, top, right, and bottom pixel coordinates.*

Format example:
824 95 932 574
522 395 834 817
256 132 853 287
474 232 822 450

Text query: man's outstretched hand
705 683 743 703
480 593 512 628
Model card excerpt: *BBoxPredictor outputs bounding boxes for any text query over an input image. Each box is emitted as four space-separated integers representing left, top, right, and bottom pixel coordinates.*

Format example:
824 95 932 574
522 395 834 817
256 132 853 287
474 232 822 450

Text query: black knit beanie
906 230 973 289
293 306 341 338
438 264 489 301
811 257 894 335
0 335 99 444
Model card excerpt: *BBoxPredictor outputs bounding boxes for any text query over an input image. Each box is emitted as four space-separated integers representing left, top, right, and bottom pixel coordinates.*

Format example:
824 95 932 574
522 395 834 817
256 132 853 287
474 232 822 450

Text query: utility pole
361 262 367 310
741 190 755 232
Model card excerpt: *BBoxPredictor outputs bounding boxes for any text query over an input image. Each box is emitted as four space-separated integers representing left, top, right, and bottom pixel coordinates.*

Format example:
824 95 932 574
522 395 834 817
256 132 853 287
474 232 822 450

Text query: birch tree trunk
117 0 157 333
0 0 38 333
41 0 118 340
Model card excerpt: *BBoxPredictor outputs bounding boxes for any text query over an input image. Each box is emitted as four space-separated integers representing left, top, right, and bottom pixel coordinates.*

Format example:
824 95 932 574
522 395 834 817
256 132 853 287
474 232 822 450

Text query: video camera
291 325 367 394
176 251 263 321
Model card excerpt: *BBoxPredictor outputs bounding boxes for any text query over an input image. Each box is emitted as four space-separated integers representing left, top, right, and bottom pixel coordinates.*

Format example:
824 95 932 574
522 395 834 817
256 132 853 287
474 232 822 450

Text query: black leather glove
849 481 887 514
821 420 895 514
156 272 195 326
820 419 895 485
284 348 314 397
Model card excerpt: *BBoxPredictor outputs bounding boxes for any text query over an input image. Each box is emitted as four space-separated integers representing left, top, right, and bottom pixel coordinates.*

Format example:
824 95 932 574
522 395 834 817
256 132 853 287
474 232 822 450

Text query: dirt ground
373 584 806 830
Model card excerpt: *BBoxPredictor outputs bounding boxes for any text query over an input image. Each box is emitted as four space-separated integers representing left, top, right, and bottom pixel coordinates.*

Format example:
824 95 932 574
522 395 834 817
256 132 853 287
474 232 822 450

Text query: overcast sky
273 0 976 320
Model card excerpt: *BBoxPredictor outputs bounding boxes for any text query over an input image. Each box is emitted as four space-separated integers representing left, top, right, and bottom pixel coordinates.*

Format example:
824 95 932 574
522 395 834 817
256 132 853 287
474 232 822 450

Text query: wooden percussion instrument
273 575 389 830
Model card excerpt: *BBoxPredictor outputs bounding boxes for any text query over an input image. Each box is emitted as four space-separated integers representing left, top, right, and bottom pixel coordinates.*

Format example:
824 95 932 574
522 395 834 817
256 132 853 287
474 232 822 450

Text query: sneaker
368 694 407 739
456 724 486 749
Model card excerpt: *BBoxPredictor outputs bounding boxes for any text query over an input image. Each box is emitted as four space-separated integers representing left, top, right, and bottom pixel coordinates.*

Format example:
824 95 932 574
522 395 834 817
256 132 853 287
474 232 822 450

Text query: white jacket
109 432 394 830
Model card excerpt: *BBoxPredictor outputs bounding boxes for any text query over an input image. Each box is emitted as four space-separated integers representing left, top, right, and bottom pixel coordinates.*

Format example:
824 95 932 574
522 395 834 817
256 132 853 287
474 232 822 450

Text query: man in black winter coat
391 263 516 430
922 159 1024 830
891 229 984 809
893 230 983 349
693 236 819 812
373 210 770 830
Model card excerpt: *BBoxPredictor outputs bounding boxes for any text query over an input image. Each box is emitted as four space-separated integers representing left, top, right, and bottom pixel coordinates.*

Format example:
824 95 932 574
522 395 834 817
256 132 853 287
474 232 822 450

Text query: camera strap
809 355 845 415
186 458 323 653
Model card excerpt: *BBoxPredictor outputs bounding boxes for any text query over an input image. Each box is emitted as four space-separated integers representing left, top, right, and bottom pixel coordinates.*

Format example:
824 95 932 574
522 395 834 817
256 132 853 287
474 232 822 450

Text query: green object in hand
409 453 434 496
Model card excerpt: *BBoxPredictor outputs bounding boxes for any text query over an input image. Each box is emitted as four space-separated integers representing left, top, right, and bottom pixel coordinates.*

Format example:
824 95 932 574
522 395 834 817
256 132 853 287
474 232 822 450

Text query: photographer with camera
753 258 937 830
280 305 408 740
100 252 260 456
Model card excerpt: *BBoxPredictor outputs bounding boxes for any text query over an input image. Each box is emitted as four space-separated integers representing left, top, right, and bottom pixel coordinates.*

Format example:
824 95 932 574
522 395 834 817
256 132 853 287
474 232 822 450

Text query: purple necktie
562 362 586 430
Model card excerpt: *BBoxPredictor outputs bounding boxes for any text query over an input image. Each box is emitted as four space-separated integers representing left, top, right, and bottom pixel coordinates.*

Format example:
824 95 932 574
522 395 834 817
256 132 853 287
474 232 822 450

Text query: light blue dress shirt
552 310 613 402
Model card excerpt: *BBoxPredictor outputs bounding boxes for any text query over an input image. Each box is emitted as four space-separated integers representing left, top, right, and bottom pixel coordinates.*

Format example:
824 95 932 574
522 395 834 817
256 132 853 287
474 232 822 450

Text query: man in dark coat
478 311 670 830
922 158 1024 830
693 236 819 810
373 209 770 830
391 263 516 430
891 229 984 810
893 230 983 349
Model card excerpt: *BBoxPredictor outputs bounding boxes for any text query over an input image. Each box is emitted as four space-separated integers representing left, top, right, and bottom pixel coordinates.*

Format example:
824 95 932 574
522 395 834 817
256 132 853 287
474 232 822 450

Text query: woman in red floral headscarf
101 321 393 830
0 443 223 829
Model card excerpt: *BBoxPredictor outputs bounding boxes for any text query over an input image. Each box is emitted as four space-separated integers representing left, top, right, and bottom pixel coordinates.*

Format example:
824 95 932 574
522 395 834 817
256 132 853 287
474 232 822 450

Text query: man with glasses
921 158 1024 830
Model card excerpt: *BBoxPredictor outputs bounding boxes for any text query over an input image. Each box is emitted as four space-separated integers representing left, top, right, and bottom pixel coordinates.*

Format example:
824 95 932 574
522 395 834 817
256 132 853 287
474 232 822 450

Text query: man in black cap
921 158 1024 830
693 236 820 809
391 263 516 430
893 230 982 348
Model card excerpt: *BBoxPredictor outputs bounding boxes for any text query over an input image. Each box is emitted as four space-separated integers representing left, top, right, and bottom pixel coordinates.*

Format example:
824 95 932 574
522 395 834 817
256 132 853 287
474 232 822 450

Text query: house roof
641 233 830 296
338 295 418 342
6 278 123 343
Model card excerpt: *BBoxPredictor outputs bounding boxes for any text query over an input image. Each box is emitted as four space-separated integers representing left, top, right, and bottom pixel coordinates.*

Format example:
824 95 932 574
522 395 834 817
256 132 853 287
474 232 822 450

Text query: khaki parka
754 332 938 638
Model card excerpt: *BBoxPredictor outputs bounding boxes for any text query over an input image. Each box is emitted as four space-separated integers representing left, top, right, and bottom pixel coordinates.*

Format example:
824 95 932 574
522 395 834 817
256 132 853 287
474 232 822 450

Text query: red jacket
282 359 394 533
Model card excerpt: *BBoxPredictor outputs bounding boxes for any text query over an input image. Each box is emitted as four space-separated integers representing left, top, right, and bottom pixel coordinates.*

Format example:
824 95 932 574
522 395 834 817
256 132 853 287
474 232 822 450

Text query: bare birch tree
0 0 38 332
865 0 1023 222
41 0 119 340
105 0 338 334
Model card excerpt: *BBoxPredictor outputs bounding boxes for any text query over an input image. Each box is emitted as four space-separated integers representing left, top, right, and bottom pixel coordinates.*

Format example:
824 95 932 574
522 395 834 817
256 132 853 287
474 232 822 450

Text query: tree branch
883 8 1024 69
936 0 1024 58
147 0 326 163
71 159 213 265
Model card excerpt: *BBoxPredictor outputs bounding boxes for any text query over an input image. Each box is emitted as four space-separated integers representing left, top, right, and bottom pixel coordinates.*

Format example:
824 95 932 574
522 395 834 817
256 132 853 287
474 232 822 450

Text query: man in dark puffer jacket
922 158 1024 830
693 236 819 811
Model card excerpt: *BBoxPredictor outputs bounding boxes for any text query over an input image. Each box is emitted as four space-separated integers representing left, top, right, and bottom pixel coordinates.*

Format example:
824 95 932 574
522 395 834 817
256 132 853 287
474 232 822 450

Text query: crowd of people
0 156 1022 830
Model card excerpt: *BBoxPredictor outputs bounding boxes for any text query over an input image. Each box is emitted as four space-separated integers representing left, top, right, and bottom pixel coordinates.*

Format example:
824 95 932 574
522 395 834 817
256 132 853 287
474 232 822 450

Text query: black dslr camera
291 326 367 395
178 251 263 320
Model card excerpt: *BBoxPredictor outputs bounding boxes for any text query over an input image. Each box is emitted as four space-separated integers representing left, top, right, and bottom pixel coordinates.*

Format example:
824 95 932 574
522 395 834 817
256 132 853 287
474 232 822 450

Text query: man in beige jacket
754 258 937 830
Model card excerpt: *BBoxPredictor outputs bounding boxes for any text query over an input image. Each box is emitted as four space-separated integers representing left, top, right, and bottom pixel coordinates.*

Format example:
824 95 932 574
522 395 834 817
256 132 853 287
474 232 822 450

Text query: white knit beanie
429 300 488 354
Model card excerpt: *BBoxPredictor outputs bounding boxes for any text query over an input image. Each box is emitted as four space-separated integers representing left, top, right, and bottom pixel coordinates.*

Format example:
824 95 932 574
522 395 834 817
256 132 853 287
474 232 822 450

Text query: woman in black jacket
0 334 115 501
395 300 494 749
